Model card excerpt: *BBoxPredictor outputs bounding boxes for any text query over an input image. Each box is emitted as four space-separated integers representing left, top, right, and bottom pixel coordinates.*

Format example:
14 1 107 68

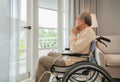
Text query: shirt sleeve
70 29 95 53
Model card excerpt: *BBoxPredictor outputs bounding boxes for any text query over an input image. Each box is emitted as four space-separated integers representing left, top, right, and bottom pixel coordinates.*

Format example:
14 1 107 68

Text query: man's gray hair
79 12 92 26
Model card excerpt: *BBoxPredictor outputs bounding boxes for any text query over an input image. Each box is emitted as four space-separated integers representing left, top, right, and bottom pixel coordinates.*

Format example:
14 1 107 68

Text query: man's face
75 17 84 27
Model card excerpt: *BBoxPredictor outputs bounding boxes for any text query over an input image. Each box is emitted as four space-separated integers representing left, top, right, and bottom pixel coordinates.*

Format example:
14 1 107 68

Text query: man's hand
71 27 80 34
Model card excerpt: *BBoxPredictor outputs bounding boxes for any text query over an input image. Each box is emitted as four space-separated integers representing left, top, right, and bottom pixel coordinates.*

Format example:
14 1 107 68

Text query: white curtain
0 0 19 82
9 0 20 82
0 0 11 82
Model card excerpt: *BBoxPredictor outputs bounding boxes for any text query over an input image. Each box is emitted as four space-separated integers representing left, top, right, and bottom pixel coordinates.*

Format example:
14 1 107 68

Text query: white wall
97 0 120 36
0 0 10 82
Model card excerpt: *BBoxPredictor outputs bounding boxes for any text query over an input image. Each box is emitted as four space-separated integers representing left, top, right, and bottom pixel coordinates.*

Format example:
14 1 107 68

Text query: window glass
38 29 58 48
39 8 57 28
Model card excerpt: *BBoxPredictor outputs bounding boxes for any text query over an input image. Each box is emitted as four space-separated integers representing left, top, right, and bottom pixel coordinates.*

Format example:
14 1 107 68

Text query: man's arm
70 28 95 53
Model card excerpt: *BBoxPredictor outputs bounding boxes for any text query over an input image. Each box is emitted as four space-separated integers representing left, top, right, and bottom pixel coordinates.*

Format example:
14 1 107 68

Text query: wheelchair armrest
62 52 89 57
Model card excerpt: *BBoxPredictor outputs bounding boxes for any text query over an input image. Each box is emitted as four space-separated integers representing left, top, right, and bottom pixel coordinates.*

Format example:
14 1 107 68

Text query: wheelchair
39 36 114 82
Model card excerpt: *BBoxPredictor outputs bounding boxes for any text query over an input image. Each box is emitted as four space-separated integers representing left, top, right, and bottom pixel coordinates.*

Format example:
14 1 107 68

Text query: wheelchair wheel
62 62 113 82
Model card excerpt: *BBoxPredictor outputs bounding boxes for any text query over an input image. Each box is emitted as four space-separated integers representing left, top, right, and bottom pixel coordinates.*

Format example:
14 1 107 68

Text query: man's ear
81 19 85 24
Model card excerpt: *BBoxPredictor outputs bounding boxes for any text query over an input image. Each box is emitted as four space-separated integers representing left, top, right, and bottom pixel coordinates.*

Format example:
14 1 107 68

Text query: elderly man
35 12 96 82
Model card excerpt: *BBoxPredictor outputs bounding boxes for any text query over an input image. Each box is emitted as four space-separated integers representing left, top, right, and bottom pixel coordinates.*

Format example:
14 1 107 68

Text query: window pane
19 51 27 74
21 0 27 22
39 8 57 28
39 0 57 10
19 30 27 50
38 29 58 48
19 51 26 60
19 0 27 50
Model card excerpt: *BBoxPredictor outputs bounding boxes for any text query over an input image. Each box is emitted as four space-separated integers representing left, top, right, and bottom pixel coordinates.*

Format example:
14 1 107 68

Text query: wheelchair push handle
99 36 111 42
96 36 111 47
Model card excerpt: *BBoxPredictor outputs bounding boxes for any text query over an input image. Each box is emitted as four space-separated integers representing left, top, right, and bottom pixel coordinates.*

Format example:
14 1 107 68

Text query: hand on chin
71 27 80 34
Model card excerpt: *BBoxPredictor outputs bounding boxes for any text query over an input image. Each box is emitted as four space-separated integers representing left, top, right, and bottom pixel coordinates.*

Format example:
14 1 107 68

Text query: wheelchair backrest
89 40 96 53
89 40 96 63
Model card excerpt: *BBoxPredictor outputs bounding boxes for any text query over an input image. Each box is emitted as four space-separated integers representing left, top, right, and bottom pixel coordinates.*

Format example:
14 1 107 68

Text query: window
38 0 68 56
38 8 58 49
38 0 68 55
